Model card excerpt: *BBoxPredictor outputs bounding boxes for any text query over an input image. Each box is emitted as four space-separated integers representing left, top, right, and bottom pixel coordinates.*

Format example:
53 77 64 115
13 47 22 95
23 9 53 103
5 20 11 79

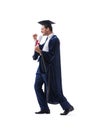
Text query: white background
0 0 87 130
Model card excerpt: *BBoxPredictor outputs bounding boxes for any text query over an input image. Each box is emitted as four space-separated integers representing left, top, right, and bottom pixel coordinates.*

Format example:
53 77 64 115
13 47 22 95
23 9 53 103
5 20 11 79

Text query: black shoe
60 106 74 115
35 110 50 114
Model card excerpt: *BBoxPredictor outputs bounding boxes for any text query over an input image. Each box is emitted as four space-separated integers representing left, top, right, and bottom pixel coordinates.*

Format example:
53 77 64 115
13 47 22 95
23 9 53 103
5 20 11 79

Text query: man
33 20 74 115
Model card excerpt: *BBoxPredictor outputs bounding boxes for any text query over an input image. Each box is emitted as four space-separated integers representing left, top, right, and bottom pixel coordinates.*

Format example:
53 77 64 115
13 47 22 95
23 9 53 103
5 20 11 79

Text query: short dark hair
43 24 53 32
38 20 55 32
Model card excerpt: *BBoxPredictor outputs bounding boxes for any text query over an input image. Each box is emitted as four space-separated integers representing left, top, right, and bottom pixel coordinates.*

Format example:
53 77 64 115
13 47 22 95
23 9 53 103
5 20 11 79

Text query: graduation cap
38 20 55 25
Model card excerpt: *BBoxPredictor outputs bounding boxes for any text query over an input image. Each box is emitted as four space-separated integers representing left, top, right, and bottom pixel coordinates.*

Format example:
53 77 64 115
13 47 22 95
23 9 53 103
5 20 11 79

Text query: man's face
41 25 49 36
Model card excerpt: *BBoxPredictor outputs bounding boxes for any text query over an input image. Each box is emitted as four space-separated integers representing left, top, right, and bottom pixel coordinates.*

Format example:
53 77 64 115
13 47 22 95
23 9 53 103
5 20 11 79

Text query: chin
43 34 46 36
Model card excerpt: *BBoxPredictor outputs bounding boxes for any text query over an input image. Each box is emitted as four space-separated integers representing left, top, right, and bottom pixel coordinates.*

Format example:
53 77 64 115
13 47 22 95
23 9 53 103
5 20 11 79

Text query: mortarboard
38 20 55 25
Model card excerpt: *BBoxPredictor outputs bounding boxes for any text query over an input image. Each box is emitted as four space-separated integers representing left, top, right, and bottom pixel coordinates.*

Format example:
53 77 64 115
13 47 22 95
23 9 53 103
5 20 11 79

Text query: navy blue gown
40 35 63 104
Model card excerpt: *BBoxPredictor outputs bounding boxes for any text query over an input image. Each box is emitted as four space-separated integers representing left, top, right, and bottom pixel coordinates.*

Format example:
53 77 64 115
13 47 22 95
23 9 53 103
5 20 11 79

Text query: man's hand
35 45 42 55
33 34 38 41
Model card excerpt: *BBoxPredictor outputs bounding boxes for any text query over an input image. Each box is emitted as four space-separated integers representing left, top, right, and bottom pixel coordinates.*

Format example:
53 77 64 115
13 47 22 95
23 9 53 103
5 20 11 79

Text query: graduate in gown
33 20 74 115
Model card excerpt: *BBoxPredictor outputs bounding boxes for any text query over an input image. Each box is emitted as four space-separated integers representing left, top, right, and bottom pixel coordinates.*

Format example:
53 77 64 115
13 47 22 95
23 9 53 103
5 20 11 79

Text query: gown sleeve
32 44 44 60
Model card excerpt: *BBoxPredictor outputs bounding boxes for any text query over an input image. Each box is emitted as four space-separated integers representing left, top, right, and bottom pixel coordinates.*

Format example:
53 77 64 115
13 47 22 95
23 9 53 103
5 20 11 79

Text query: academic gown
33 35 63 104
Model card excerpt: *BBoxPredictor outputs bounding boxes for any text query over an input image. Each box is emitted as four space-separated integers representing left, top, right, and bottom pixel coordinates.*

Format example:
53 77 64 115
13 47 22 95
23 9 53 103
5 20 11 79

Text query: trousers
34 67 72 110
